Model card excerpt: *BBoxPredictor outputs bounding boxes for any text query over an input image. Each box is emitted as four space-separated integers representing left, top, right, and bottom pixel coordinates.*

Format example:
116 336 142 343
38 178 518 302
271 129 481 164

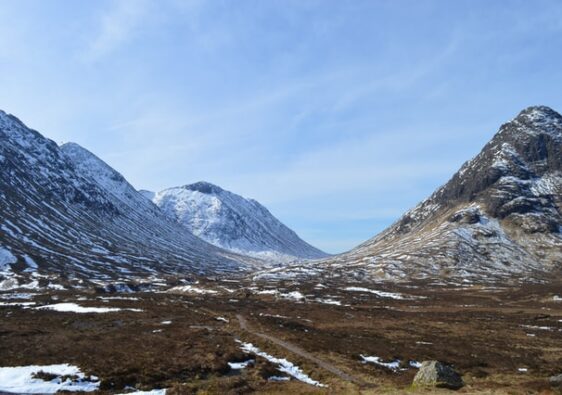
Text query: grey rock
550 373 562 386
413 360 464 390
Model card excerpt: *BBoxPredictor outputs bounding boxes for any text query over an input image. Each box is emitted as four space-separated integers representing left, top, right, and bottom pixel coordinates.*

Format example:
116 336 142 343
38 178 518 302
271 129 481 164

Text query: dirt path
235 314 370 387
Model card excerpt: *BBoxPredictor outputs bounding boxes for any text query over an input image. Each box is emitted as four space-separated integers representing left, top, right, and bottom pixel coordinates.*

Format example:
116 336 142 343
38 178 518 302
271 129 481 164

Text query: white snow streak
36 303 142 314
238 342 326 387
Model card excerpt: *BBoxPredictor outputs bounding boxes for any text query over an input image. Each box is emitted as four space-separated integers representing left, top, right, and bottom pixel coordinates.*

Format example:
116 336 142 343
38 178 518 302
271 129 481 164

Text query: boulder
550 374 562 387
413 361 464 390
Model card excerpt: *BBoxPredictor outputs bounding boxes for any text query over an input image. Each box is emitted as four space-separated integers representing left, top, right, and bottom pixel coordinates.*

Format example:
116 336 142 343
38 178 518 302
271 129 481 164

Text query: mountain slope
0 110 255 289
149 182 328 262
257 106 562 282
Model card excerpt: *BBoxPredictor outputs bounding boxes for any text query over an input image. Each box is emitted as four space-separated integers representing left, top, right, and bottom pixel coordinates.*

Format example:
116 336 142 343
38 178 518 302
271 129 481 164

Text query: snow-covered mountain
257 106 562 283
0 110 256 289
2 105 559 288
147 182 328 262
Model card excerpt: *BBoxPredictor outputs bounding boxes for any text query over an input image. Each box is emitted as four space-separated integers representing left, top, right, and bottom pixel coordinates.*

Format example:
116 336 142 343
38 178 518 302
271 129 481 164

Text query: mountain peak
502 105 562 140
515 105 561 121
0 109 18 125
183 181 224 194
418 106 562 219
59 141 82 150
151 182 328 261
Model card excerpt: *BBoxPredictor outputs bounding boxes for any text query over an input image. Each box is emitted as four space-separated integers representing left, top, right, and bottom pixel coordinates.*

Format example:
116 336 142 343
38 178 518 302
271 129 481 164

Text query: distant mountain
0 110 255 289
139 190 156 200
147 182 328 262
258 106 562 282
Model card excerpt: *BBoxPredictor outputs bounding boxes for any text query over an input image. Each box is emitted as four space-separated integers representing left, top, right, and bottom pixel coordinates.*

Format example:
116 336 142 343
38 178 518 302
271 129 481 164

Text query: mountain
0 110 255 290
139 190 156 200
2 105 559 288
258 106 562 282
147 182 328 262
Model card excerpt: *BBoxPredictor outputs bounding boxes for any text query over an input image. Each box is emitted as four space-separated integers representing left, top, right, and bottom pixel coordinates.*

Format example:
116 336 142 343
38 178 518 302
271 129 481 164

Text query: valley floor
0 278 561 394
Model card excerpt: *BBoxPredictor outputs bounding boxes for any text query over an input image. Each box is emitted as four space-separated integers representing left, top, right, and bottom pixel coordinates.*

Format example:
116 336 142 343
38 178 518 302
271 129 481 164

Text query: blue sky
1 0 562 253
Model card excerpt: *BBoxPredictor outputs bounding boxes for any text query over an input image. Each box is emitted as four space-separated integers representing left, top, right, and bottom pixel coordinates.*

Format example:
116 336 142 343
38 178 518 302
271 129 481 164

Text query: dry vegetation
0 279 561 394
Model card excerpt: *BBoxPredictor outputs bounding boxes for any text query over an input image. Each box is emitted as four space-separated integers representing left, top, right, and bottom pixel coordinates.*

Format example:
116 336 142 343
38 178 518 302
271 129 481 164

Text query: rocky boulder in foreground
413 360 464 390
550 373 562 387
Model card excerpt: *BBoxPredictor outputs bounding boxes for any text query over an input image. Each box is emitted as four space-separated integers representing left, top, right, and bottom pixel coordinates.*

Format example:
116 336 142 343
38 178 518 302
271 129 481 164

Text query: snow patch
0 292 35 299
98 296 139 301
314 298 341 305
360 355 401 370
268 375 290 382
0 364 100 393
343 287 408 300
279 291 305 301
255 289 278 295
167 285 218 294
238 341 326 387
228 359 254 369
117 390 166 395
36 303 142 314
23 256 38 271
0 247 17 270
409 360 422 368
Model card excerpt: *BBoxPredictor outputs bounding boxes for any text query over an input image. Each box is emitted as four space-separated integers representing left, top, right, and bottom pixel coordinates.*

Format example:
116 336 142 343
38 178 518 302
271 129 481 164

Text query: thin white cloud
84 0 152 61
226 129 462 207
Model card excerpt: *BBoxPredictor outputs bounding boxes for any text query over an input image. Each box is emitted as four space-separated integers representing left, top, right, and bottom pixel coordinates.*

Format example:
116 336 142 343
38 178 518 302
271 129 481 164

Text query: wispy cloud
84 0 153 61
